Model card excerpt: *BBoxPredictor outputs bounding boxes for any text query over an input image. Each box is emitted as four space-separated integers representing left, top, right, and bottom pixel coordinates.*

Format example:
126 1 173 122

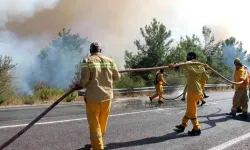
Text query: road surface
0 90 250 150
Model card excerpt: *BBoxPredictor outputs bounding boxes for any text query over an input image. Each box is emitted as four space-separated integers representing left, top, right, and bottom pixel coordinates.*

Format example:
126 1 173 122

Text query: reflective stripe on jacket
80 52 121 102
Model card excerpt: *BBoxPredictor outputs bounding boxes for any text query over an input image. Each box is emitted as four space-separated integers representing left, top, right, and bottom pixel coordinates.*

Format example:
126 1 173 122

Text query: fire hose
158 75 231 101
0 62 246 149
162 93 184 100
159 75 231 101
119 62 248 85
121 62 247 101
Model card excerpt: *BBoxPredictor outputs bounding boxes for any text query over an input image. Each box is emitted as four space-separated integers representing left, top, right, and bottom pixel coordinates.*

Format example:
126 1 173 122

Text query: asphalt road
0 90 250 150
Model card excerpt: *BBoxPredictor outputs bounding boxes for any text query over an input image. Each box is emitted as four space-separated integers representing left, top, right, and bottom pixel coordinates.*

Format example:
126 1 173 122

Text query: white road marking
0 103 85 111
208 132 250 150
156 108 164 111
212 99 231 103
0 97 232 129
0 109 164 129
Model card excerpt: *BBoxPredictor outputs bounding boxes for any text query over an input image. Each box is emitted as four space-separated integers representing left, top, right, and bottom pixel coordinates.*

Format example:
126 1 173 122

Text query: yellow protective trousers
151 84 163 101
85 99 111 150
182 91 203 130
231 89 248 114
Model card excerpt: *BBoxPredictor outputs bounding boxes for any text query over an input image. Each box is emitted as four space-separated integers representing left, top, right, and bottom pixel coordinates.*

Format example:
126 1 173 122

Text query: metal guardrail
78 84 231 96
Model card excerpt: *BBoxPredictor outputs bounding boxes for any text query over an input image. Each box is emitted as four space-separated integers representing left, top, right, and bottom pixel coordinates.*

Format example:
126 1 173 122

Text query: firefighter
168 52 209 136
182 86 208 102
74 42 121 150
149 69 169 104
235 67 249 113
227 58 248 119
197 68 210 106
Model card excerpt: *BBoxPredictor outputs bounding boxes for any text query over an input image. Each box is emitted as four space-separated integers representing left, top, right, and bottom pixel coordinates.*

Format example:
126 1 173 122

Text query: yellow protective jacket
180 59 207 94
155 72 168 85
80 52 121 102
200 70 210 88
233 66 248 89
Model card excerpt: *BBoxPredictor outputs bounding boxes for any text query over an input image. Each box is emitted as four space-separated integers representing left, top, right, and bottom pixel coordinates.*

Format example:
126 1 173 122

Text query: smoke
0 0 60 28
223 44 250 69
0 0 63 95
0 31 42 94
24 38 90 95
0 0 250 94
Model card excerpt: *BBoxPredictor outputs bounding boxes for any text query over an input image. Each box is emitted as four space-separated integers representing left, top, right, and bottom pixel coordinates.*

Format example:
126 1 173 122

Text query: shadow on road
106 132 187 149
198 108 250 131
77 132 188 150
77 110 250 150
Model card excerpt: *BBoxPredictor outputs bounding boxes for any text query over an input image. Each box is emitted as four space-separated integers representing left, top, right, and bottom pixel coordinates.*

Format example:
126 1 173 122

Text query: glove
168 63 175 69
74 83 83 90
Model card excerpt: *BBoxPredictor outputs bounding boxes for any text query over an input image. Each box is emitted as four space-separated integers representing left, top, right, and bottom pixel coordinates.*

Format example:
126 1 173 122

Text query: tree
0 55 16 104
168 34 206 63
125 18 173 69
201 26 231 78
124 18 173 85
27 28 88 91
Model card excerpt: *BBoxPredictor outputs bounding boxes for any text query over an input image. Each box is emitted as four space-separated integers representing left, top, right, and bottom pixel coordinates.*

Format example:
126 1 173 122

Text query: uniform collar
91 52 102 56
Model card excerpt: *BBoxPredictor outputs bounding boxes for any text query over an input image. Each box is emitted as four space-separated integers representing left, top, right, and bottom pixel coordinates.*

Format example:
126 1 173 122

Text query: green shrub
33 81 50 92
65 92 77 102
0 96 6 104
34 88 52 100
33 87 65 101
114 74 145 89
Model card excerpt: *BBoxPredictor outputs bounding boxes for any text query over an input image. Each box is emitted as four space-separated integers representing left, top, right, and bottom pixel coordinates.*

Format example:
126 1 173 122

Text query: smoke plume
0 0 60 28
0 0 249 94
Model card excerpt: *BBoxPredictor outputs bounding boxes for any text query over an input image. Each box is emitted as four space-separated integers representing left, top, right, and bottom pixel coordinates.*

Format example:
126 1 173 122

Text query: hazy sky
1 0 249 68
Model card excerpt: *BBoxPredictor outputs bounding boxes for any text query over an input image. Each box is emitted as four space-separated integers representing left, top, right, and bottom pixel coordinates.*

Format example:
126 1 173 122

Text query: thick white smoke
0 31 41 94
0 0 61 94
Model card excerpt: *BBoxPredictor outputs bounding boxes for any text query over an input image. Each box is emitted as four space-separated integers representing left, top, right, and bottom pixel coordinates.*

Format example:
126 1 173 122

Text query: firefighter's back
84 53 117 102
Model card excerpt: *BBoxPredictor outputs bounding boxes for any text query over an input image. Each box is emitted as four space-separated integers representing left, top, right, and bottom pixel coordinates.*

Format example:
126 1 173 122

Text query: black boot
236 108 242 113
175 125 185 132
201 101 206 106
84 144 92 150
188 129 201 136
197 101 200 105
181 97 185 101
204 95 209 98
158 101 163 104
226 112 236 117
149 97 152 102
